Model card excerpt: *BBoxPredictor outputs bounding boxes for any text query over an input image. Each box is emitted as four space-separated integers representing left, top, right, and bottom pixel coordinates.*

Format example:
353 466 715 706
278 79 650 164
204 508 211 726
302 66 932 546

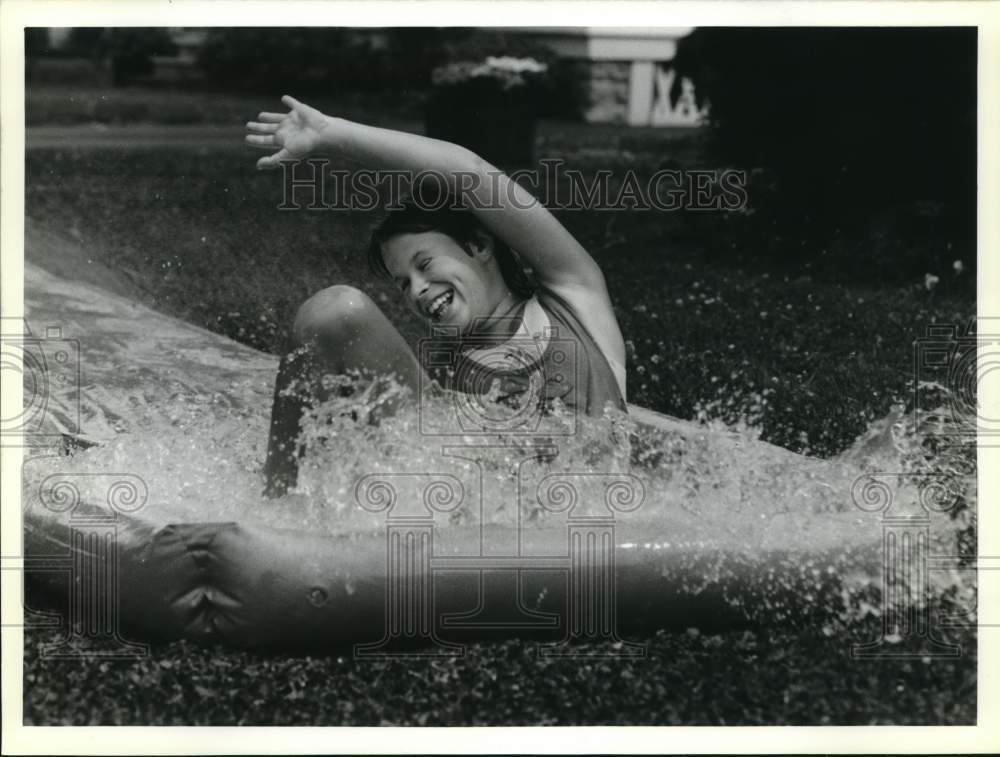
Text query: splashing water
21 373 977 630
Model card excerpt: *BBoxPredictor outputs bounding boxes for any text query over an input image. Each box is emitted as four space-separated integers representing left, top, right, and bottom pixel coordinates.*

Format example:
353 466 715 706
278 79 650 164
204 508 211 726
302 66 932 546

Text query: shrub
435 30 575 119
426 55 552 166
96 28 179 85
196 28 451 94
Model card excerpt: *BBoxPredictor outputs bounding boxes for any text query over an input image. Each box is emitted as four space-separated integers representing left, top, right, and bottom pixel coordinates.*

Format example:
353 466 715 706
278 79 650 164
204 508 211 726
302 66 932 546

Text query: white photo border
2 2 998 753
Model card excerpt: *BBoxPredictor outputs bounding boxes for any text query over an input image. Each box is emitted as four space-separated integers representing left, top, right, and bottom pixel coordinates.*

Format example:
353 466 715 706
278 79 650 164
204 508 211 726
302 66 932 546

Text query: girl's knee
292 285 378 345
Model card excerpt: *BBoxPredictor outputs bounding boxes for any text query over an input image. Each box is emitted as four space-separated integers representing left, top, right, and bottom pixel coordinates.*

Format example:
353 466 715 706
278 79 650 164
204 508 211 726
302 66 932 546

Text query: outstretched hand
245 95 332 170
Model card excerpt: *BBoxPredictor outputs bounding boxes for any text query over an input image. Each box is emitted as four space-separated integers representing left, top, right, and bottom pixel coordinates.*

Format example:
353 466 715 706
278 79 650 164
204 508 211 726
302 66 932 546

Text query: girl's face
381 230 506 333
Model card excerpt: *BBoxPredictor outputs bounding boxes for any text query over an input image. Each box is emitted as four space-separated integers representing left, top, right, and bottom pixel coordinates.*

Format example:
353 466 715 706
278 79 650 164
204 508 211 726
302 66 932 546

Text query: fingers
246 121 279 134
257 112 287 123
256 149 289 170
245 134 277 149
249 97 301 169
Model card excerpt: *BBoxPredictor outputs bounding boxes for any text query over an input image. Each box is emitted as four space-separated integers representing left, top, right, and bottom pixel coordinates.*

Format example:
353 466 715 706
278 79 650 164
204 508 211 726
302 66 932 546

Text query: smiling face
380 230 510 333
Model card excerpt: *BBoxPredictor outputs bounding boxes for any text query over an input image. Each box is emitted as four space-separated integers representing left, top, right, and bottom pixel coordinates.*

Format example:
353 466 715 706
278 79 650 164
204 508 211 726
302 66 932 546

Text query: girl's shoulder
534 285 627 400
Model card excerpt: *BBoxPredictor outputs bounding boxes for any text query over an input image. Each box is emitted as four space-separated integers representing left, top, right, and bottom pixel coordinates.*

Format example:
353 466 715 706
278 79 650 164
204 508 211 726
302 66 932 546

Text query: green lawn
22 624 976 725
25 84 427 129
25 134 971 456
22 93 976 724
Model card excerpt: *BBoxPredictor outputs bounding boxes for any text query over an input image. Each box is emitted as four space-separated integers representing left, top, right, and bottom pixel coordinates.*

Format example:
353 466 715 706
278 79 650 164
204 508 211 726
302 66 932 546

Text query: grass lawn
26 84 427 130
22 624 976 725
25 132 971 456
22 95 976 724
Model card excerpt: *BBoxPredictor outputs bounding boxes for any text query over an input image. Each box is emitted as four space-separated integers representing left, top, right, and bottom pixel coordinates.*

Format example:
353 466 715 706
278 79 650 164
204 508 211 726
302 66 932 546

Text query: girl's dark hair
367 186 536 299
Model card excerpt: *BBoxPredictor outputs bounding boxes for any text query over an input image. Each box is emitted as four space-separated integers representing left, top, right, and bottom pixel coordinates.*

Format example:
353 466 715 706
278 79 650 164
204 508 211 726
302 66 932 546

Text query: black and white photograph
2 0 998 750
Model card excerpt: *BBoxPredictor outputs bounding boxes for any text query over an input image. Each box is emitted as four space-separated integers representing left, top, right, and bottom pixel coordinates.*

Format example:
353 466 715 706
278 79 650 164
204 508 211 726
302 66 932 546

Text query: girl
246 96 627 497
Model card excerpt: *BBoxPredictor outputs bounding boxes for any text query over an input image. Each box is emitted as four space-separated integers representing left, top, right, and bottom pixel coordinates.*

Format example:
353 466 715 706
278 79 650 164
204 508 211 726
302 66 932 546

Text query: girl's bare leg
262 285 425 498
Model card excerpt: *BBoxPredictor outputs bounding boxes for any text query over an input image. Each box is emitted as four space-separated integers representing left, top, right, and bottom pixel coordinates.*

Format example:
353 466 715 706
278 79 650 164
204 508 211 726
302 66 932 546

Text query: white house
500 27 708 127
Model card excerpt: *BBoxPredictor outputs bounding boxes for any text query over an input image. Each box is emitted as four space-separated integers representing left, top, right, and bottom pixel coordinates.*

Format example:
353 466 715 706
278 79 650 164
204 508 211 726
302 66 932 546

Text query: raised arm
246 96 605 293
248 96 627 396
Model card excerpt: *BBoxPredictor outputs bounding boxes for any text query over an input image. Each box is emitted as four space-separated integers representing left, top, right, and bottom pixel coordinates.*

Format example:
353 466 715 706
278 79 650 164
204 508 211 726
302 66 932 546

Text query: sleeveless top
432 288 627 418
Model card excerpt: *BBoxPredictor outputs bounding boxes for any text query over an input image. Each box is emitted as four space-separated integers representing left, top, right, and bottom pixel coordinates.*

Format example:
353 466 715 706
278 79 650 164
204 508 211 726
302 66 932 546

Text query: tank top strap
458 297 551 373
443 293 626 418
535 288 627 405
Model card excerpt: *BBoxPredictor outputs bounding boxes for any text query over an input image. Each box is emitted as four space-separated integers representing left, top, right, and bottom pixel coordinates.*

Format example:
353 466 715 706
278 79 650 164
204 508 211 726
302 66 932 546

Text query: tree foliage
673 28 976 279
196 28 453 93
